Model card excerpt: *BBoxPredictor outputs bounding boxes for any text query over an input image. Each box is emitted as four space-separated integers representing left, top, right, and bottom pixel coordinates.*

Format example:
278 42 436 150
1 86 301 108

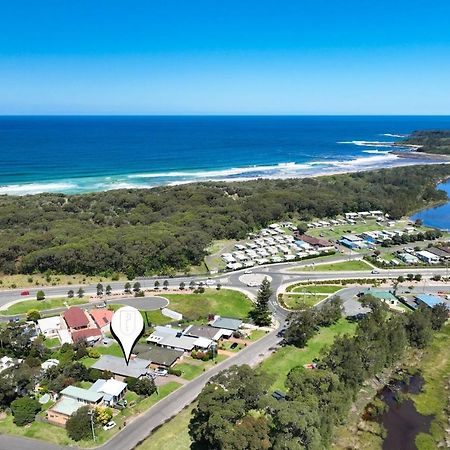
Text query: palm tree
67 289 74 298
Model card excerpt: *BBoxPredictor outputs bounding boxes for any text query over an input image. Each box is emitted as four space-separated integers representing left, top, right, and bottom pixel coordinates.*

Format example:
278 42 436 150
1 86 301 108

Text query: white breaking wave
362 149 390 155
379 133 407 138
0 182 77 195
338 140 396 147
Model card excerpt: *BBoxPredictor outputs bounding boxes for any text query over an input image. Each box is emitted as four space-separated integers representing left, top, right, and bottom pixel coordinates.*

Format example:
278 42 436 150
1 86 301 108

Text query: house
63 307 90 330
293 234 333 251
90 378 127 406
209 316 242 332
427 247 450 260
415 294 449 309
41 358 59 371
0 356 18 373
362 289 399 307
147 326 181 344
47 385 103 426
399 252 419 264
90 309 114 330
133 344 184 367
91 355 151 380
183 325 224 341
416 250 440 264
156 334 213 352
71 327 102 344
37 316 63 338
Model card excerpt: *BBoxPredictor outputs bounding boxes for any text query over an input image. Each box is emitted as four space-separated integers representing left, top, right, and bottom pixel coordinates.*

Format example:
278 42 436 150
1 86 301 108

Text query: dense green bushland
0 164 449 276
403 130 450 155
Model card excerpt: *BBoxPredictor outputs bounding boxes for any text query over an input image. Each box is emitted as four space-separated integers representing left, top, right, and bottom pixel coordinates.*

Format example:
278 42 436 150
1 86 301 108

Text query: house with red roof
72 328 102 344
90 309 114 330
63 307 89 330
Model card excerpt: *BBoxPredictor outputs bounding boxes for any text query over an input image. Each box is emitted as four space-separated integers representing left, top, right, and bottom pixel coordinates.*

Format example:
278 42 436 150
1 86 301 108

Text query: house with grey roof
183 325 224 341
91 355 151 380
209 316 242 332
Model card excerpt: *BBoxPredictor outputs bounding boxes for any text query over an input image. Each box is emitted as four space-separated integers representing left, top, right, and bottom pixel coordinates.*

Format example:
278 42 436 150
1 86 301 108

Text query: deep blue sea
1 115 450 195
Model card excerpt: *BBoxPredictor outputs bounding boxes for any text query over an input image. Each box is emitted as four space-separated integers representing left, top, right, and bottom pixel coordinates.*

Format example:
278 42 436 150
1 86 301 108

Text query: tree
10 396 41 426
430 304 449 331
406 307 433 348
179 281 185 290
284 309 318 348
26 309 41 322
154 280 160 290
36 290 45 301
105 285 112 295
133 281 141 292
189 280 195 290
163 280 169 290
67 289 74 298
96 283 103 295
317 297 342 326
124 282 131 293
94 406 113 425
77 287 84 298
124 377 156 396
414 274 422 282
66 406 92 441
249 278 272 326
216 282 222 290
397 276 405 283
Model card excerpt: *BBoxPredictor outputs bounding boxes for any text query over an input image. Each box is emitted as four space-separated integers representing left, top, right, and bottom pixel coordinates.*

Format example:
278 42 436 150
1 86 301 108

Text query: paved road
0 260 449 449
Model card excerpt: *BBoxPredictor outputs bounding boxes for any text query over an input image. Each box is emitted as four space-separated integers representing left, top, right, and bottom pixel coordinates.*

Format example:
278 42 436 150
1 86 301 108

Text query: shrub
11 396 41 426
66 406 92 441
168 367 182 377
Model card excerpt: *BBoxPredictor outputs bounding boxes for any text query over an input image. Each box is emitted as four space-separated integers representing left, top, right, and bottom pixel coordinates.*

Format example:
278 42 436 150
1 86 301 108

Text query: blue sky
1 0 450 114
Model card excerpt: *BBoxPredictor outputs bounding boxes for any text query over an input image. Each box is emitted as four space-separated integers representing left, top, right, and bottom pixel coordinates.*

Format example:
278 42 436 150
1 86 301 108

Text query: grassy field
0 296 88 315
289 284 342 294
293 260 372 272
248 329 268 341
412 324 450 449
163 289 252 322
0 273 126 289
282 293 328 309
259 318 357 391
136 404 194 450
44 337 60 349
175 355 228 380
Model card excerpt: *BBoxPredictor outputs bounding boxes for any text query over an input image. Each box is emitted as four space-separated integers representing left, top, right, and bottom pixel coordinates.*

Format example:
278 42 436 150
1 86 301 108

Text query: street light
88 410 96 442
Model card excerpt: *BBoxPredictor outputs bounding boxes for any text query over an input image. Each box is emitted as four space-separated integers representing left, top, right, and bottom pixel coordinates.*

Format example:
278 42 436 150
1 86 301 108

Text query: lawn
0 297 88 315
44 337 60 349
411 324 450 449
282 293 328 309
292 260 372 272
175 355 228 381
248 329 268 341
289 284 342 294
108 304 168 326
164 289 252 322
97 342 124 358
136 404 194 450
259 318 357 391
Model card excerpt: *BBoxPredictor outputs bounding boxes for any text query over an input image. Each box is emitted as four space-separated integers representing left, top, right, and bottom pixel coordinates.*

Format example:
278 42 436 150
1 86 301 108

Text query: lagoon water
412 180 450 230
1 115 450 195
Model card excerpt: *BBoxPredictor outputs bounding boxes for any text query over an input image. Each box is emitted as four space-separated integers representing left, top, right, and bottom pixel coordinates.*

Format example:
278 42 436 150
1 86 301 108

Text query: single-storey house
91 355 151 380
37 316 63 338
90 309 114 330
427 247 450 260
416 250 440 264
71 327 102 344
64 307 90 330
133 344 184 367
399 252 419 264
362 289 399 307
90 378 127 406
209 316 242 332
183 325 224 341
156 334 213 352
146 326 180 344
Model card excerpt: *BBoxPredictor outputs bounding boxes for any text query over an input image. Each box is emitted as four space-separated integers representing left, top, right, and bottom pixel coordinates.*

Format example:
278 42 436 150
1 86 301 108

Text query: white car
247 281 259 287
244 269 252 274
205 279 215 286
103 421 116 431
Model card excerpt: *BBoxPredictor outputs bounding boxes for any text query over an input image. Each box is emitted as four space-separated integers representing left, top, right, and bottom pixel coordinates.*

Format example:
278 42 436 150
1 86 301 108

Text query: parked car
371 269 380 274
230 342 238 349
20 290 29 296
154 368 168 377
243 269 252 274
116 399 128 408
276 328 286 338
246 281 259 287
103 421 116 431
205 279 215 286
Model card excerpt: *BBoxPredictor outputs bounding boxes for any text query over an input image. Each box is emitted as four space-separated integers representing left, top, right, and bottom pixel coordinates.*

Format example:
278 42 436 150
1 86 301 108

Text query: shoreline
1 154 449 197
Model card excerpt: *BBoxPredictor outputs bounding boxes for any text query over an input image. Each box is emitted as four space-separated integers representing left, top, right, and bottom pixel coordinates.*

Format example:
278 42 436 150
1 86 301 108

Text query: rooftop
60 385 103 403
64 307 89 329
90 378 127 397
91 355 151 378
90 309 114 328
210 317 242 331
415 294 448 308
50 397 85 417
134 344 184 366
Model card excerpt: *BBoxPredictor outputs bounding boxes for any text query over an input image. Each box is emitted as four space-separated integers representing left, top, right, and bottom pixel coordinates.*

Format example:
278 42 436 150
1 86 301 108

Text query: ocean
1 115 450 195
